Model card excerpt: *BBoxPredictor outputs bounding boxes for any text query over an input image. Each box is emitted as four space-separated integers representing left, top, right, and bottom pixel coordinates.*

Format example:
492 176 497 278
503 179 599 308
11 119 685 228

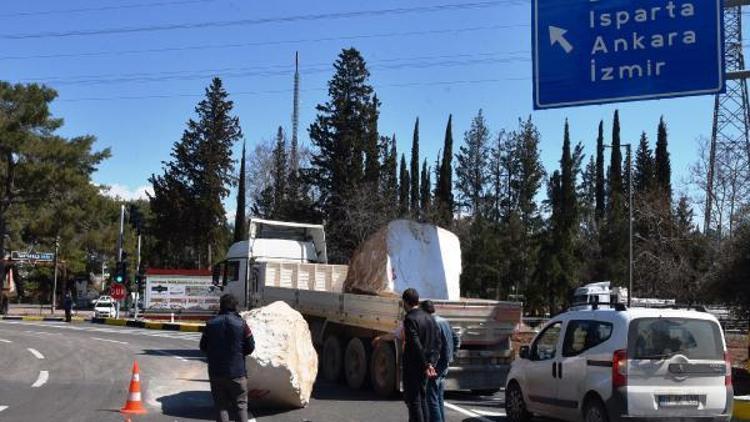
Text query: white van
506 306 733 422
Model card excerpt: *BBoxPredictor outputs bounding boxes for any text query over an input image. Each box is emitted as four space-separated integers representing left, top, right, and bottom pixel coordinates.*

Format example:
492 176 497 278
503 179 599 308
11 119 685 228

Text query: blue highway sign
533 0 725 109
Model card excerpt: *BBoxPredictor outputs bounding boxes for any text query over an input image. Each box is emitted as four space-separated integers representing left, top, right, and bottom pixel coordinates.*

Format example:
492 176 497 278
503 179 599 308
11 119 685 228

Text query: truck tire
344 337 370 390
322 335 343 382
370 341 397 397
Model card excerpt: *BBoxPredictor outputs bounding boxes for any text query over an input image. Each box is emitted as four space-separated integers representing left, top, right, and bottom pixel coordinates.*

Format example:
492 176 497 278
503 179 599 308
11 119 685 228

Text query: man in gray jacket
421 300 460 422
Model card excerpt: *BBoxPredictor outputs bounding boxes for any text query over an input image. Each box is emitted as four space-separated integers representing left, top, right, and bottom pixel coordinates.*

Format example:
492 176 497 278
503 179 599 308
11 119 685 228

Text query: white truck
213 218 522 397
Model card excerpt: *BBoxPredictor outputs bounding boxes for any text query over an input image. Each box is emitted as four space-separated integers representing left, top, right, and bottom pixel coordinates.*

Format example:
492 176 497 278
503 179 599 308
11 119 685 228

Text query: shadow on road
157 390 215 421
310 379 399 402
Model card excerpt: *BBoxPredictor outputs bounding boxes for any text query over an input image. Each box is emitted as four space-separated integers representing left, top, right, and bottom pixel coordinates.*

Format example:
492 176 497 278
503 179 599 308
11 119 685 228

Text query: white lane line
91 337 129 345
31 370 49 388
27 348 44 359
445 402 494 422
0 339 12 343
150 349 188 362
0 405 8 412
472 408 506 417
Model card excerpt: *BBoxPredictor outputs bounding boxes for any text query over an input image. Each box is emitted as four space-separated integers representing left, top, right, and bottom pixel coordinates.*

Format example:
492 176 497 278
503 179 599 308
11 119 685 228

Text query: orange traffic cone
121 361 147 415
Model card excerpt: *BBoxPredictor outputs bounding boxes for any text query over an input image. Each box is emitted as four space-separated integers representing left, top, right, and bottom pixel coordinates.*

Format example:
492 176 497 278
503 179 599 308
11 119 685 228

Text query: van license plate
658 395 700 408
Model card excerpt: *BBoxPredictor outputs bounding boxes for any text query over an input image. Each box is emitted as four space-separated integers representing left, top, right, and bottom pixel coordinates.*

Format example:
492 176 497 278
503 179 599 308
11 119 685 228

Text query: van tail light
612 349 628 388
725 351 732 386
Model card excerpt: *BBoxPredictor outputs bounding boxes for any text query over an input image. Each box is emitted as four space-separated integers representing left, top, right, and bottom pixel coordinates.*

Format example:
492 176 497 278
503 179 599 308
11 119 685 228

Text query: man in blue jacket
200 294 255 422
421 300 461 422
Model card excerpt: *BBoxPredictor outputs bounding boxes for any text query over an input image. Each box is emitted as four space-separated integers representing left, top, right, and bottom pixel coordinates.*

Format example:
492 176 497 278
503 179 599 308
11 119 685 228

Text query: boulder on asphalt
343 219 462 300
241 301 318 409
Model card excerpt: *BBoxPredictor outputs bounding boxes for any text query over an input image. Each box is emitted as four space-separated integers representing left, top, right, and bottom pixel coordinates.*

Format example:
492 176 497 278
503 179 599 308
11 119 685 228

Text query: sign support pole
51 237 59 314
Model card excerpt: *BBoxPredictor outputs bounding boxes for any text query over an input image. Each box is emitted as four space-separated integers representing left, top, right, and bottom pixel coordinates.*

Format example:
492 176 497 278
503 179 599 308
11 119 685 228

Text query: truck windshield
628 317 723 360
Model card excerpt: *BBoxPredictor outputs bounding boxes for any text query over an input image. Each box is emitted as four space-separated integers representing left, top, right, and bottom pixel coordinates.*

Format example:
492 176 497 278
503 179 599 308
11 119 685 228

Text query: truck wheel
344 337 371 390
370 341 397 397
322 335 343 382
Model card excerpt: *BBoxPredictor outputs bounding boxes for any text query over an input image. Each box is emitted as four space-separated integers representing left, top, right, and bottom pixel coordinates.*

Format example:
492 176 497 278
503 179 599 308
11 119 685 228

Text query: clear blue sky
0 0 735 213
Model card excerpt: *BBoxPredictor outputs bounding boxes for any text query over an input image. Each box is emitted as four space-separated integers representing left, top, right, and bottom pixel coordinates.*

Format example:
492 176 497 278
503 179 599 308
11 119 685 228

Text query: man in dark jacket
63 291 74 323
402 288 441 422
200 294 255 422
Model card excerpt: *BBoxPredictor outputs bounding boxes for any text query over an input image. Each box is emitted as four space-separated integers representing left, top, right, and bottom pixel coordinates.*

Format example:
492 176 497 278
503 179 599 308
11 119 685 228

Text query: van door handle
558 362 563 378
552 362 557 378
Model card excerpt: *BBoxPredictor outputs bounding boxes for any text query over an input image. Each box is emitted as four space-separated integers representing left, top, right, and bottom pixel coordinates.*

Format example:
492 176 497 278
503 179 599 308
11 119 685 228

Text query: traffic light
113 260 128 284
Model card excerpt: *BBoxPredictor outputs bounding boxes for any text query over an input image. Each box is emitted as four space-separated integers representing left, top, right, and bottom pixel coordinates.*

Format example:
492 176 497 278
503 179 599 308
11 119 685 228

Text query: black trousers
209 376 248 422
403 369 428 422
64 309 71 322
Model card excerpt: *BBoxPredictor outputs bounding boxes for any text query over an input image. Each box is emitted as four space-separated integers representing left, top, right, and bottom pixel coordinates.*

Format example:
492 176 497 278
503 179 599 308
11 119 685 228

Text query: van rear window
628 318 723 360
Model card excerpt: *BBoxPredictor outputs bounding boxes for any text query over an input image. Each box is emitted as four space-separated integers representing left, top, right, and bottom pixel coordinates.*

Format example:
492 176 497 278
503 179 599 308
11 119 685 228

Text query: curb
0 315 86 322
92 317 204 333
736 396 750 421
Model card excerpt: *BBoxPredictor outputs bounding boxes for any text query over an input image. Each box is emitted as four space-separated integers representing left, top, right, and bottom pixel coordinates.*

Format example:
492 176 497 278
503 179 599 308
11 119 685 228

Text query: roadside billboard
144 269 220 311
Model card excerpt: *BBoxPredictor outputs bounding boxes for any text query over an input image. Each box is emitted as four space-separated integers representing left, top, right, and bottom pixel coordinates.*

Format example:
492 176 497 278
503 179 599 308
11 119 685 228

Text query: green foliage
655 117 672 203
233 141 247 243
634 132 655 194
148 77 241 268
595 120 606 222
420 159 431 219
410 118 420 215
399 154 409 217
456 109 490 215
434 115 455 227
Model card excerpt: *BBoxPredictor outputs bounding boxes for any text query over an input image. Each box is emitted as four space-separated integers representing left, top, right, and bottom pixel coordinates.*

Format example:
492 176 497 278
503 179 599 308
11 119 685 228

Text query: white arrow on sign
549 26 573 53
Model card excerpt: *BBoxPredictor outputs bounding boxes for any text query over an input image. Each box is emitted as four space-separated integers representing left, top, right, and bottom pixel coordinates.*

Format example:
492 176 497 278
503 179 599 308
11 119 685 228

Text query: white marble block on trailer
241 301 318 409
343 219 462 300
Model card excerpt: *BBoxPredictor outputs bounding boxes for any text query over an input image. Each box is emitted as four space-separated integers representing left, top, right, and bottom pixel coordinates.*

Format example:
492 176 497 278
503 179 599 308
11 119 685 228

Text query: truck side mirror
519 345 530 360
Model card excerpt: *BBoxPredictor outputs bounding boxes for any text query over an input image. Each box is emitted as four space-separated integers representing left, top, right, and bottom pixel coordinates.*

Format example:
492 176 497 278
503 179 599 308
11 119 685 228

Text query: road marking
445 402 494 422
91 337 129 345
0 405 7 412
472 408 506 417
150 349 188 362
27 348 44 359
0 339 11 343
31 370 49 388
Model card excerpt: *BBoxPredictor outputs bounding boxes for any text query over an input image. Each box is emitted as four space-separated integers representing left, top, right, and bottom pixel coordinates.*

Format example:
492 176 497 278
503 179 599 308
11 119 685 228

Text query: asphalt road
0 320 507 422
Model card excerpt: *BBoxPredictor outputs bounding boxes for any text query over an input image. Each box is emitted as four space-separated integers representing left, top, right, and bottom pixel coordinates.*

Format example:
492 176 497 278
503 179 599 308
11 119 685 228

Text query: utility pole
134 234 141 320
115 204 125 318
290 51 300 173
51 236 60 314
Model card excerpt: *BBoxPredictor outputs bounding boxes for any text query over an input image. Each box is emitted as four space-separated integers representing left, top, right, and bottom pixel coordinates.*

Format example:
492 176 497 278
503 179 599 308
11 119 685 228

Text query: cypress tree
364 94 381 186
608 110 623 207
595 120 606 221
604 109 627 284
233 141 247 242
420 159 431 218
655 116 672 202
634 132 654 194
379 134 398 211
272 126 287 217
399 154 410 217
435 114 455 225
410 118 420 214
560 120 576 230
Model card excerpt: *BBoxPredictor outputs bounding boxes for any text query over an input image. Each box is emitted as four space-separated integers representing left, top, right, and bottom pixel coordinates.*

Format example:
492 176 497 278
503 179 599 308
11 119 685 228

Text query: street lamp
604 143 633 307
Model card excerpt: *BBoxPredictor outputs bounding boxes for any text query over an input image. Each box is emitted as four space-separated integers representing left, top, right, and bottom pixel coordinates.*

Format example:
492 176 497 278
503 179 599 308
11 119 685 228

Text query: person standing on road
63 291 74 323
200 294 255 422
421 300 460 422
401 288 441 422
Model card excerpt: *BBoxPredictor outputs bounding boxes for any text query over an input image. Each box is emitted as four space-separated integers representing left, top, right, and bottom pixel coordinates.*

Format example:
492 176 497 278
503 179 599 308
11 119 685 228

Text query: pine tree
410 117 420 215
456 109 490 216
308 48 380 260
272 126 288 217
420 159 431 219
435 114 455 226
150 77 242 267
399 154 410 217
595 120 606 221
634 132 654 194
233 141 247 242
655 116 672 202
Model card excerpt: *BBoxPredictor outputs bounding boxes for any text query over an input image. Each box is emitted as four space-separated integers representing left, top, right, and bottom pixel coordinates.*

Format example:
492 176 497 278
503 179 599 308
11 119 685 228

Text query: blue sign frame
533 0 725 109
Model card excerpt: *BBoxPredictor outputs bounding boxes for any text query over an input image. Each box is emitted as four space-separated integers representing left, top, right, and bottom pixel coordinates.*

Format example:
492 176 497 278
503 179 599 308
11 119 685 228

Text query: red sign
110 283 126 301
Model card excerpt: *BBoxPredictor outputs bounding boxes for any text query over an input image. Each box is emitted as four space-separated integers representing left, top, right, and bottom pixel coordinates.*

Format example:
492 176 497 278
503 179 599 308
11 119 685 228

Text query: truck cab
213 219 329 309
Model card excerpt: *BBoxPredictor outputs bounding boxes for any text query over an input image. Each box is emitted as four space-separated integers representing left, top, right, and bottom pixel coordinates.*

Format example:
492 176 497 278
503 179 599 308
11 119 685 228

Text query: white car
93 298 116 318
506 306 733 422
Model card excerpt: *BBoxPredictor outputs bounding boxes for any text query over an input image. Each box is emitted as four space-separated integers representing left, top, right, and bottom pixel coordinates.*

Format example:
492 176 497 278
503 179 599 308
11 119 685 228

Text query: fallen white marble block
343 219 462 300
241 301 318 408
